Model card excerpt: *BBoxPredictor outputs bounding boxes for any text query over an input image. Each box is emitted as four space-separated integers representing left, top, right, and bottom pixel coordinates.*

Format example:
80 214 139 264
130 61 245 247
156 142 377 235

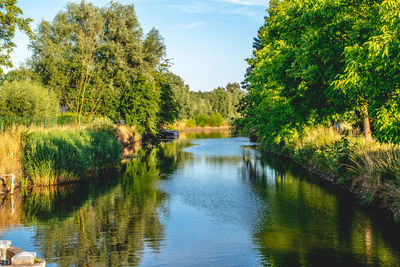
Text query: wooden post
0 240 11 263
10 174 14 195
1 174 15 194
11 195 15 214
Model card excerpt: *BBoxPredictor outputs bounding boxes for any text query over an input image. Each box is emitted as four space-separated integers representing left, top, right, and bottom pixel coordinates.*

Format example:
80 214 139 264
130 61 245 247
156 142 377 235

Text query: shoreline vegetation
0 115 230 194
0 118 139 193
253 125 400 221
0 1 244 194
236 1 400 222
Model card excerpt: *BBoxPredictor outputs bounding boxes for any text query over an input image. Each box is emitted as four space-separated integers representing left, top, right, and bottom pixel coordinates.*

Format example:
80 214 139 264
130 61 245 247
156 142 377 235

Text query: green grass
23 127 123 185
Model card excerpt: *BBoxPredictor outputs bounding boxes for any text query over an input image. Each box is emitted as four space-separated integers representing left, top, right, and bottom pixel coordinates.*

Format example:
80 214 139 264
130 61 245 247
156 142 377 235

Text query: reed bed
0 118 124 189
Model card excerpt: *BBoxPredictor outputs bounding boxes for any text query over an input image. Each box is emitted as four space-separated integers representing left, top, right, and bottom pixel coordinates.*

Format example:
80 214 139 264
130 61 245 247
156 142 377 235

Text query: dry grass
116 124 141 145
0 127 24 183
301 126 342 149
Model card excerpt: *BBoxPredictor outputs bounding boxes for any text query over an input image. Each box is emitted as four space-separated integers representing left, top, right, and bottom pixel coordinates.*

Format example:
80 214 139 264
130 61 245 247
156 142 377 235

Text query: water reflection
1 138 400 266
242 148 400 266
0 140 193 266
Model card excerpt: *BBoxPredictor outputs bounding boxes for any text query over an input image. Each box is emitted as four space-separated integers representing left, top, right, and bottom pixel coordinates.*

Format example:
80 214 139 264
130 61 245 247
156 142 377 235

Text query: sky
10 0 268 91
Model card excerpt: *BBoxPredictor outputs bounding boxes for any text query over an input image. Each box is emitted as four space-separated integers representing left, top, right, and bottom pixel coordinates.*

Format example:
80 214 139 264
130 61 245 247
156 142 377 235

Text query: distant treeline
0 1 245 135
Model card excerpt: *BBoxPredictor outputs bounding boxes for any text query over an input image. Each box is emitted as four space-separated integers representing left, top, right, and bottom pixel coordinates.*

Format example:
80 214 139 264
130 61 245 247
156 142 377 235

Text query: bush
0 81 59 118
187 113 226 127
88 117 116 137
23 128 123 185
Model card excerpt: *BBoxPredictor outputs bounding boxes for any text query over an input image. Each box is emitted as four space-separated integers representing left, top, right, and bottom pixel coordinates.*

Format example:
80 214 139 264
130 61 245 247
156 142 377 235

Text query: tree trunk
363 106 372 140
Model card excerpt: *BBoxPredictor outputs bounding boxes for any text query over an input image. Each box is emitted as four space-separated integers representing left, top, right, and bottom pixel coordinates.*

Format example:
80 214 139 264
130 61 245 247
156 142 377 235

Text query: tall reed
23 128 123 185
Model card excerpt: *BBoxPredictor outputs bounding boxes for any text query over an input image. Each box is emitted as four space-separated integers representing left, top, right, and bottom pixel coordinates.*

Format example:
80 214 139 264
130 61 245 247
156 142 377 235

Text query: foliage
0 80 58 118
119 75 160 134
23 128 123 185
239 0 400 145
87 117 116 137
260 125 400 219
0 0 33 74
0 65 40 83
156 72 179 127
30 1 166 133
170 81 246 125
186 113 225 127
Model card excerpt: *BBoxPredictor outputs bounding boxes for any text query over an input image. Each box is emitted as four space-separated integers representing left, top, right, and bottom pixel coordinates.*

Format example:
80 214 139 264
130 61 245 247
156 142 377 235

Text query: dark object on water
249 129 258 142
160 130 179 140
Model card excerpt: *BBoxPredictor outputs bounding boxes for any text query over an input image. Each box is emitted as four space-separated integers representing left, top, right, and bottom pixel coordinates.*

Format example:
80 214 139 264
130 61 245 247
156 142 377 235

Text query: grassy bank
0 118 131 190
260 126 400 221
169 113 228 130
24 128 122 185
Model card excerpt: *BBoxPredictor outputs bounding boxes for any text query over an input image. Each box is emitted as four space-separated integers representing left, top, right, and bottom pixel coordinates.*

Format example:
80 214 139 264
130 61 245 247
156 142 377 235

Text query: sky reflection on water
1 136 400 266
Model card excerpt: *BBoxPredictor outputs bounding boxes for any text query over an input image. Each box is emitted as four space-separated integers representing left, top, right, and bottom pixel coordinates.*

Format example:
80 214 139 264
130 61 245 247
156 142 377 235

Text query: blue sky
10 0 268 91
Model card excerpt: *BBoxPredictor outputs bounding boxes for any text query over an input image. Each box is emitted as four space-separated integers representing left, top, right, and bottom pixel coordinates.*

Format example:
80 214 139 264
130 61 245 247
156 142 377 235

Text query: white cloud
180 21 205 29
216 0 267 6
159 0 267 22
163 2 213 14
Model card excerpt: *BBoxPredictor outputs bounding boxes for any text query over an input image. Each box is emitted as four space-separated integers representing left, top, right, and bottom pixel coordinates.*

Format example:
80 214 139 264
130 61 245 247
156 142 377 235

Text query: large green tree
30 1 166 133
239 0 400 144
0 0 33 74
333 0 400 143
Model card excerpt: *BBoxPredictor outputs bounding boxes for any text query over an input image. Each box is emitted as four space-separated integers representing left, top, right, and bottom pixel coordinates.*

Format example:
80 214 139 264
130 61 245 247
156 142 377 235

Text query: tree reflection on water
241 148 400 266
0 140 193 266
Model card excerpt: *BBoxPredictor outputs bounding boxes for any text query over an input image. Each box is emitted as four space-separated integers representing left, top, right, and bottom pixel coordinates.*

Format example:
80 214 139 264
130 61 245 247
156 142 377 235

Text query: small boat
159 130 179 140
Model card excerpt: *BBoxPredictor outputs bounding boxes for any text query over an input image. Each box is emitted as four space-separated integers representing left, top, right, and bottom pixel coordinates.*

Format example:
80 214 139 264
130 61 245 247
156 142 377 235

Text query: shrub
188 113 226 127
208 113 225 127
88 117 116 137
0 81 59 118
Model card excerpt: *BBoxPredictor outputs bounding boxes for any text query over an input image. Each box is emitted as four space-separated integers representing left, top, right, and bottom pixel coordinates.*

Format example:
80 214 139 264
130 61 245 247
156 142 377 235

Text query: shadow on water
0 140 194 266
241 147 400 266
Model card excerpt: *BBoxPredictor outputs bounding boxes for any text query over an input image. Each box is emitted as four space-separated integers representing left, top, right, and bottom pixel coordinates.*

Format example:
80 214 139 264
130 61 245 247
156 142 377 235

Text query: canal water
1 136 400 266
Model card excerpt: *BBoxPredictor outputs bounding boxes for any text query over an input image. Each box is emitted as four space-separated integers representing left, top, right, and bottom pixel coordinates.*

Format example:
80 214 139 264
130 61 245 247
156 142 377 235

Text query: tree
332 0 400 143
0 65 40 83
156 72 179 127
119 75 160 134
239 0 386 143
30 1 167 134
0 0 33 75
30 1 108 123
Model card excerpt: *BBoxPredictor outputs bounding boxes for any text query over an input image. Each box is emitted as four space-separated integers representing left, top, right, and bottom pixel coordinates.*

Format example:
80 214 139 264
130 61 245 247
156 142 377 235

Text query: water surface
1 136 400 266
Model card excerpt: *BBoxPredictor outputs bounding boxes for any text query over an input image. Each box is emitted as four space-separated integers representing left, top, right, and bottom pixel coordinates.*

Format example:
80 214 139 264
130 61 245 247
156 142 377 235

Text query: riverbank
258 125 400 221
178 125 230 133
0 118 139 192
